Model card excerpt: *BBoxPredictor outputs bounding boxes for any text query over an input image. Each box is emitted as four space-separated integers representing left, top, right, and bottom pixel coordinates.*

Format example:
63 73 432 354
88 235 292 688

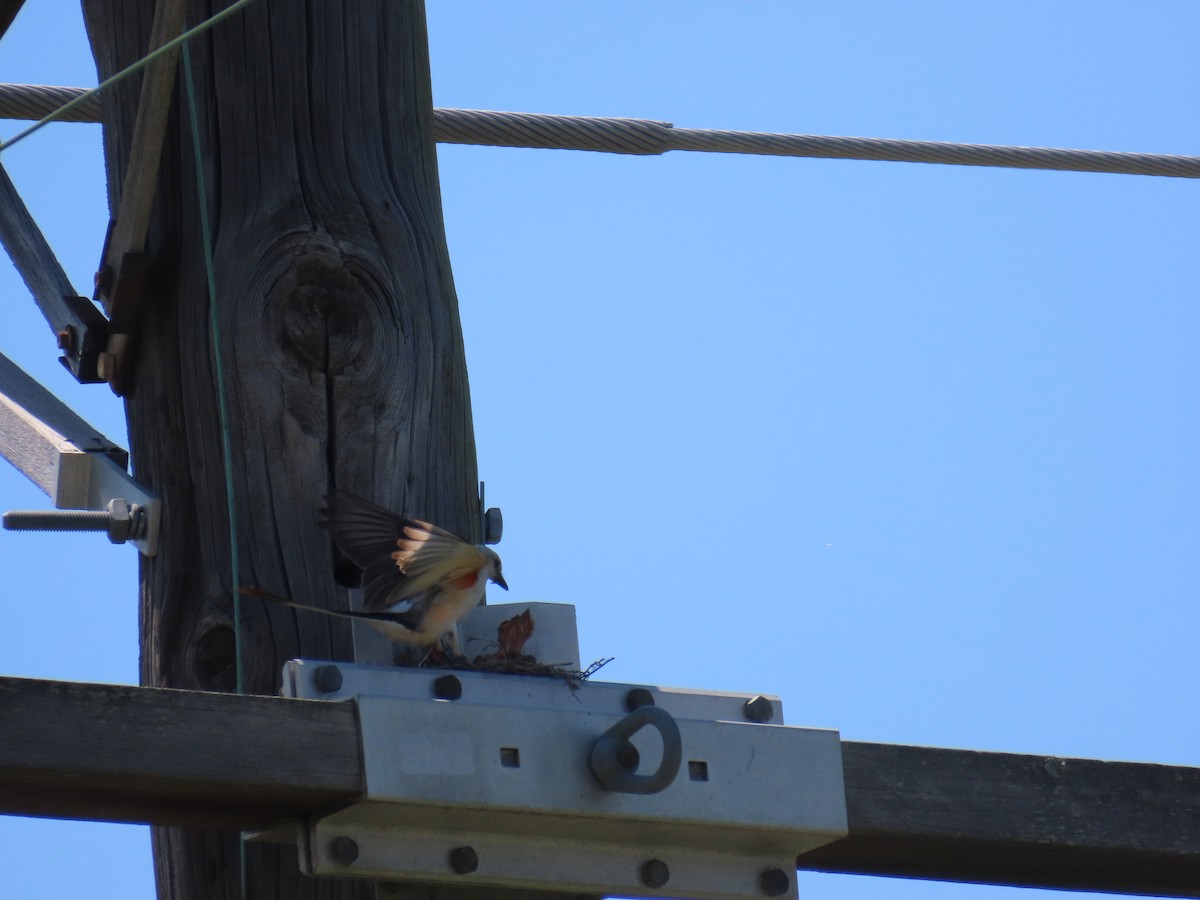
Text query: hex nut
625 687 655 711
56 326 76 353
640 858 670 888
449 845 479 875
433 674 463 700
759 867 790 896
615 740 641 772
312 665 343 693
329 836 359 867
743 695 775 723
106 499 132 544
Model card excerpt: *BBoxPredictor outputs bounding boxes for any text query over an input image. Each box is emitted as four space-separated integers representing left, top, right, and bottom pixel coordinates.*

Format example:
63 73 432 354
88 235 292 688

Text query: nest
437 608 613 688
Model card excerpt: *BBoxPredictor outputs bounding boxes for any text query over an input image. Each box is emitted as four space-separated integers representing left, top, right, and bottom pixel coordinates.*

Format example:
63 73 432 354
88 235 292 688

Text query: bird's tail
238 586 410 625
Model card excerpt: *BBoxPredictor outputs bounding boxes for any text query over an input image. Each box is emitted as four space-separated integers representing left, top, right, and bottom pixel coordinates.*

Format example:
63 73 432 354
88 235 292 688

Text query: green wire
181 42 243 695
182 38 248 900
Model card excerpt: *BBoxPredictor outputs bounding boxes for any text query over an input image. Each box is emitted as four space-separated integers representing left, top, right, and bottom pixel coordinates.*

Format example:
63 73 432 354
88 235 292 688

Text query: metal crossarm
258 660 848 900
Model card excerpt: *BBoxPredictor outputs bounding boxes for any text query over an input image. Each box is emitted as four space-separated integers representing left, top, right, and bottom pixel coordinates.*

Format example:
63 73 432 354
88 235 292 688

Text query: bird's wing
320 492 411 609
390 519 490 599
321 492 478 611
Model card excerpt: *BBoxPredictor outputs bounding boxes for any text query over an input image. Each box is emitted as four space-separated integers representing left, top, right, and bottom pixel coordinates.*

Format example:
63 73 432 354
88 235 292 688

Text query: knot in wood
268 252 380 375
192 623 238 693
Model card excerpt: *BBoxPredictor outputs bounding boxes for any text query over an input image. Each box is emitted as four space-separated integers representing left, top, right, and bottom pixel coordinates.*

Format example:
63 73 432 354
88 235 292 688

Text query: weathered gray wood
797 741 1200 897
101 0 184 287
0 160 108 381
0 1 25 43
82 0 478 897
0 675 362 827
96 0 185 393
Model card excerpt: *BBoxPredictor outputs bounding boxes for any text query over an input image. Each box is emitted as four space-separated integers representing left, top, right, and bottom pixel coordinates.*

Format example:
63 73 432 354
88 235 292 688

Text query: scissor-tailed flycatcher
243 492 506 657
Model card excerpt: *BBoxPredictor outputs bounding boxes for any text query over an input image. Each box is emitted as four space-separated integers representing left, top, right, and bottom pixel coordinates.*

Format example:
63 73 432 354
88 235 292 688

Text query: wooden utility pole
81 2 477 898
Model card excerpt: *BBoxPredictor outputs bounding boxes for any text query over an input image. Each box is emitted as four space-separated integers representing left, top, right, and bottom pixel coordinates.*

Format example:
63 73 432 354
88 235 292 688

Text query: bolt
3 509 111 533
94 265 112 296
105 499 132 543
329 836 359 867
103 499 147 544
639 858 670 888
433 674 462 701
743 695 775 724
56 326 76 354
759 867 790 897
448 845 478 875
312 665 343 693
625 687 655 711
2 501 147 545
615 741 640 772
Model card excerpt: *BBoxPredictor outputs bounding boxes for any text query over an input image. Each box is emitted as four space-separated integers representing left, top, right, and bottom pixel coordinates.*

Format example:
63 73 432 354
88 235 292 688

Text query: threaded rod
3 510 111 532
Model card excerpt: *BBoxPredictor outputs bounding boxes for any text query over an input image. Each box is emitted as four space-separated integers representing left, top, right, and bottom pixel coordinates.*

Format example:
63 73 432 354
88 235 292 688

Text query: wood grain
798 740 1200 897
80 1 478 897
0 1 24 43
3 676 1198 896
0 675 361 827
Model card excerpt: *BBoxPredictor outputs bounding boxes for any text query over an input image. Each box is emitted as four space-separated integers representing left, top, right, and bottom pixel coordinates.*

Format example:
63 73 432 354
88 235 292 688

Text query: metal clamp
591 705 683 795
478 480 502 545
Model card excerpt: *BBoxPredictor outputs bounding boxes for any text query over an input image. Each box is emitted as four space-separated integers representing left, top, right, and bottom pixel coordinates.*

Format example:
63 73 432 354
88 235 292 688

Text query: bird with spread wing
242 492 506 658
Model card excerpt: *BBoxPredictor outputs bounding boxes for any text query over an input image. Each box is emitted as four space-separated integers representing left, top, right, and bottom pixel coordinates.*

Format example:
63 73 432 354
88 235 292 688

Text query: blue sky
1 2 1197 899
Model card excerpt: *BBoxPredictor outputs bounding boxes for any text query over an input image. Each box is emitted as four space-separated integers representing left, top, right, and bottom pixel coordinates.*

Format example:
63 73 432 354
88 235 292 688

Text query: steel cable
0 82 1195 179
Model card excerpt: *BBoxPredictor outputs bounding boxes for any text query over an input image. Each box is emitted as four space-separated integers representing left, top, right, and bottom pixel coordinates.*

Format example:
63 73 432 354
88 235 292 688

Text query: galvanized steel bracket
266 660 848 900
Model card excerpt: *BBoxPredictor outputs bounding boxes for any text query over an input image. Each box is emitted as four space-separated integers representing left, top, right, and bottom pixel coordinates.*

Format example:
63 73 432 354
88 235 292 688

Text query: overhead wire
0 13 1192 893
430 108 1200 178
0 80 1197 178
0 0 258 153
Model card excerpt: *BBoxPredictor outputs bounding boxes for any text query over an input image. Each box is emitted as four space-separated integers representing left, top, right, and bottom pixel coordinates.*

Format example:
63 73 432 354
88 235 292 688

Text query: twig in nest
578 657 615 679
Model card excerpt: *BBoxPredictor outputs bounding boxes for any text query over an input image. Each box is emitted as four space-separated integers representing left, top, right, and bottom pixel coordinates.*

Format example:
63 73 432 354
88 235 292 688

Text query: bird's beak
492 573 509 591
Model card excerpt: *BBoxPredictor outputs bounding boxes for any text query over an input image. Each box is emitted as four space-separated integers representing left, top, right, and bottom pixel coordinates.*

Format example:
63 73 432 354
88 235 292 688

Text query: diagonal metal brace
0 351 159 555
0 161 108 383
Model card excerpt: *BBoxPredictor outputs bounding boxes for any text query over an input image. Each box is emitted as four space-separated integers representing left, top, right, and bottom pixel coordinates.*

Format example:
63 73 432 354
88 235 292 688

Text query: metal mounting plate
276 662 847 900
